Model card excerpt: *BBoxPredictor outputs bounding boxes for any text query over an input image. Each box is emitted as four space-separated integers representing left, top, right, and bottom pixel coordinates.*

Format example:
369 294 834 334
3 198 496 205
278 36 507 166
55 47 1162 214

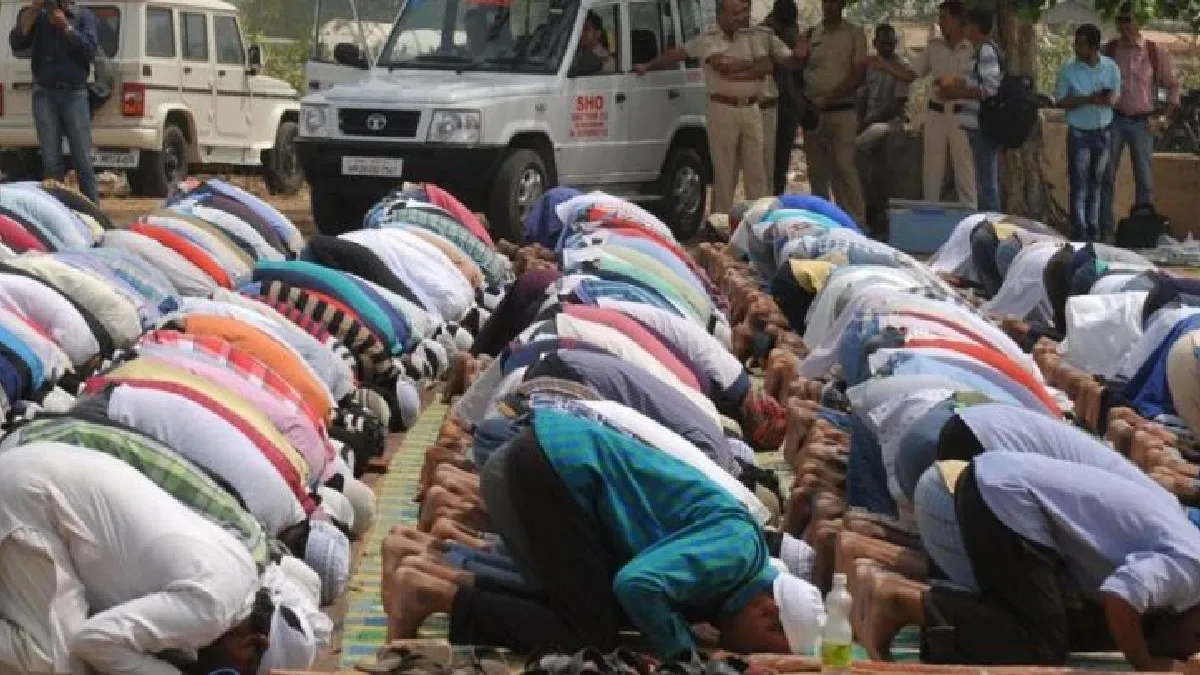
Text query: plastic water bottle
820 573 853 674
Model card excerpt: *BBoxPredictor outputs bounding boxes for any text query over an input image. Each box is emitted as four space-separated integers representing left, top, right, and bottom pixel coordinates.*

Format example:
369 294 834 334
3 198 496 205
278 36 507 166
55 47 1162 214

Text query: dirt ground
90 144 814 237
94 172 317 236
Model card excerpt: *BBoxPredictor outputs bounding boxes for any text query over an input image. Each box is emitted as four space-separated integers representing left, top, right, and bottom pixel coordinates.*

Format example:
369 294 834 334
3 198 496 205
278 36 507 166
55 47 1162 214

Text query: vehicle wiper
384 53 474 71
411 53 473 63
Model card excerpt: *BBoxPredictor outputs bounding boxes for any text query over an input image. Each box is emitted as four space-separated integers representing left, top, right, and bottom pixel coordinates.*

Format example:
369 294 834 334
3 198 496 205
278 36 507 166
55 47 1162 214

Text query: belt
821 102 855 113
1116 111 1153 121
40 82 85 91
928 100 963 114
710 94 760 107
1070 124 1113 134
759 98 778 110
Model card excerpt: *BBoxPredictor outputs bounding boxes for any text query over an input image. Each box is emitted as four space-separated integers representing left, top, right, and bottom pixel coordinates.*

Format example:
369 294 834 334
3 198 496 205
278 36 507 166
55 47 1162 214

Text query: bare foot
382 525 441 575
429 516 489 549
384 567 457 640
403 554 474 586
857 565 907 661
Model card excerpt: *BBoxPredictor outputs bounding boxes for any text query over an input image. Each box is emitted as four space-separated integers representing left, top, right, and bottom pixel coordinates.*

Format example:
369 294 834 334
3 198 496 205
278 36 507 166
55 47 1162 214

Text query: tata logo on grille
365 113 388 132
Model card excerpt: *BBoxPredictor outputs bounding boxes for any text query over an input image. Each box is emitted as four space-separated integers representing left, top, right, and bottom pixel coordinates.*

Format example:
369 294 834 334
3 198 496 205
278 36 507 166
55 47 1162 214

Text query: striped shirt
958 41 1003 131
1110 37 1181 115
532 408 777 659
0 414 270 569
377 208 512 287
137 329 326 430
254 281 397 383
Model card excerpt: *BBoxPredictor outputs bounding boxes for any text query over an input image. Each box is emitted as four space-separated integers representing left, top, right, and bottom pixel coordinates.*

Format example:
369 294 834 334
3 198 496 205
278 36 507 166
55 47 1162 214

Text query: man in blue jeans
9 0 100 204
1054 24 1120 241
1100 4 1180 241
937 6 1002 213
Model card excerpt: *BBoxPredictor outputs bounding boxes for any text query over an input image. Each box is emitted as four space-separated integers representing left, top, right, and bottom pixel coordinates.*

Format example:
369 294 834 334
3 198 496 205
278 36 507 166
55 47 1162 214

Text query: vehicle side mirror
247 44 264 71
334 42 369 69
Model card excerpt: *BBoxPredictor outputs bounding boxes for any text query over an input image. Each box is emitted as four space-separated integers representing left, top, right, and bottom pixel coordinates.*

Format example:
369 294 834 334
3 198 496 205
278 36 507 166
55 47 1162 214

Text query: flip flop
357 646 449 675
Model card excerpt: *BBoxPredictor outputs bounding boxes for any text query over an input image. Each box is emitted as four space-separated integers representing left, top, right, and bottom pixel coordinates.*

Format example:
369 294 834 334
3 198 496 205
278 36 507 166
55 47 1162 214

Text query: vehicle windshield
311 0 401 63
377 0 579 74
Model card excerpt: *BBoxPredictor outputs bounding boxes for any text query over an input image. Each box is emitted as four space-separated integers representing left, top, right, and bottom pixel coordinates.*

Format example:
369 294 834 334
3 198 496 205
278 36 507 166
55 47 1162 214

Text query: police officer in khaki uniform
871 1 977 205
636 0 801 215
795 0 868 226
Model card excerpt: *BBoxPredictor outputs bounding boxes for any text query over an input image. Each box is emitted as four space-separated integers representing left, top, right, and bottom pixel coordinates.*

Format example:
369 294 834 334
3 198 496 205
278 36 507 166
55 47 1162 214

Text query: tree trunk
994 0 1050 220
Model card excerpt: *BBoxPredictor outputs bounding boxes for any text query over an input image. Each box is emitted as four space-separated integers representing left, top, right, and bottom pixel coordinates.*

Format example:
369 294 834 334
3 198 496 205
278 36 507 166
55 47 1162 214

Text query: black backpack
1116 203 1169 250
975 41 1039 149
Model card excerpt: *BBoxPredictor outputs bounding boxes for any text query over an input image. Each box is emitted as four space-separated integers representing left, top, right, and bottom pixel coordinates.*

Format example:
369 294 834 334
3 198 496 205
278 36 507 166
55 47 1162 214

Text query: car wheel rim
515 166 545 218
164 140 184 183
279 132 299 178
673 165 702 219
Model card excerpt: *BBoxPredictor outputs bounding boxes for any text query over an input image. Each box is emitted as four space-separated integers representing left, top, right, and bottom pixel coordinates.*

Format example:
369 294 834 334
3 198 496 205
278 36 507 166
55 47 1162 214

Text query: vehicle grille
338 109 422 138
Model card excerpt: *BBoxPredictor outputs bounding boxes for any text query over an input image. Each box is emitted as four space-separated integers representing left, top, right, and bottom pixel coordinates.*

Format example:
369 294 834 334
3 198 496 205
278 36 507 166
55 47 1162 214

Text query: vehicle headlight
428 110 481 144
301 105 329 137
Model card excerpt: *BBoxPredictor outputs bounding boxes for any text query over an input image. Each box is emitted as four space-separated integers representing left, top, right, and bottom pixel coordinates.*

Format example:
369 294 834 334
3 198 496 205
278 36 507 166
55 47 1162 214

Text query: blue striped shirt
532 408 777 659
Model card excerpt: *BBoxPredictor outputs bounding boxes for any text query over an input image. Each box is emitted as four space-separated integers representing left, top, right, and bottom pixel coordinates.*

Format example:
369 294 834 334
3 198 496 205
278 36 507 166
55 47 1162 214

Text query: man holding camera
9 0 100 204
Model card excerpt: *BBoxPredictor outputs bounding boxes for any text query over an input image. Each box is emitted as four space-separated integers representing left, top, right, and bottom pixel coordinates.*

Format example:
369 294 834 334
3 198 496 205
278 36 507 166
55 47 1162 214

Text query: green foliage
1035 26 1074 94
264 37 313 93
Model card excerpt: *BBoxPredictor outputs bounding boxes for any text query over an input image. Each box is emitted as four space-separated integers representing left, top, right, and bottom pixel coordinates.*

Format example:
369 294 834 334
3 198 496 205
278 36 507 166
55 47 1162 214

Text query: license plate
60 142 140 168
92 149 140 168
342 156 404 177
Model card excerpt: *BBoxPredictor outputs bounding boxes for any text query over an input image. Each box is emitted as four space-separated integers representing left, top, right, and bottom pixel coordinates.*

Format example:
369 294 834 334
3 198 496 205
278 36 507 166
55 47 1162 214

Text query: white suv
298 0 714 242
0 0 303 197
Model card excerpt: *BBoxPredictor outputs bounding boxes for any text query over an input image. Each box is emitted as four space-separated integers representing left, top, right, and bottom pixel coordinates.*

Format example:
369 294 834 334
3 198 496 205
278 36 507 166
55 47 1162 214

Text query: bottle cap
832 572 848 586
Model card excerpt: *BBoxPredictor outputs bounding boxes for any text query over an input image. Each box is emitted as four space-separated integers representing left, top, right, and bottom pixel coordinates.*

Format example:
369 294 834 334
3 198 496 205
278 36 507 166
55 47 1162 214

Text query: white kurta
0 443 258 675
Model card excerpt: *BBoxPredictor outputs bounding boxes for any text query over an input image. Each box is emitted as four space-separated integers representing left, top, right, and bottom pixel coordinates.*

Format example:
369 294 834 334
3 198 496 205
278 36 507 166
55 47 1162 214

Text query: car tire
487 148 547 244
130 124 188 198
311 182 372 235
265 121 305 196
658 146 708 241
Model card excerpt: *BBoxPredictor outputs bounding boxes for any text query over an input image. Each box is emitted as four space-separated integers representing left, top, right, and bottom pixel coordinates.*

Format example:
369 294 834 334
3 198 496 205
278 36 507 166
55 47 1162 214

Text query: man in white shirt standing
0 443 269 675
870 1 977 206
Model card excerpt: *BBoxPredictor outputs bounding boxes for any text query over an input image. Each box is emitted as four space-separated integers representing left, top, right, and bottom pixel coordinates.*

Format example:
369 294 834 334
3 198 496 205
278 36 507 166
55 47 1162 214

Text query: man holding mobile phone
1053 23 1120 242
8 0 100 204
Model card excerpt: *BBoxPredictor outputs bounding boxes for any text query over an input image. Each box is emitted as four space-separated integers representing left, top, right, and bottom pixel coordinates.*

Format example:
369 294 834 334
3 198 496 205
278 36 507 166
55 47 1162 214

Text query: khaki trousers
803 109 865 226
923 108 977 206
707 100 767 215
761 104 778 194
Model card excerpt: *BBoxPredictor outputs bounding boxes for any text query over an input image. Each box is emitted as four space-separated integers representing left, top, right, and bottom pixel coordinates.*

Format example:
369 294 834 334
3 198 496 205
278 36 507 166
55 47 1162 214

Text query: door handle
184 66 192 74
615 92 627 103
667 89 680 100
218 69 226 76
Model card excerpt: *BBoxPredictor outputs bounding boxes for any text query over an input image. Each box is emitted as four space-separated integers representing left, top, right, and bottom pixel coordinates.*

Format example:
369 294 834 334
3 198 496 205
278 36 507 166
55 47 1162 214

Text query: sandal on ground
357 646 449 675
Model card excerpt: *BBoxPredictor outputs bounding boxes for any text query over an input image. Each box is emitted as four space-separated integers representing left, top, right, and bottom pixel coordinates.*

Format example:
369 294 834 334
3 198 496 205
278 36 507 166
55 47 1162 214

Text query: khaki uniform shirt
910 36 975 104
685 27 790 100
802 20 868 103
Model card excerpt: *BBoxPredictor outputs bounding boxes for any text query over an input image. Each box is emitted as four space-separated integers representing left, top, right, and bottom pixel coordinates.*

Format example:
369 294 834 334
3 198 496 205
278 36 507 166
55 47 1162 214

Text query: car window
568 4 617 77
676 0 701 66
628 1 664 66
146 7 176 58
214 15 244 65
181 12 209 61
13 5 120 58
89 6 121 57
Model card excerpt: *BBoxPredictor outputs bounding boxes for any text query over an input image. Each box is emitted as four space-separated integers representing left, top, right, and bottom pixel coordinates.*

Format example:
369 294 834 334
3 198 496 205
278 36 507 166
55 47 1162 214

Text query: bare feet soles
385 566 457 640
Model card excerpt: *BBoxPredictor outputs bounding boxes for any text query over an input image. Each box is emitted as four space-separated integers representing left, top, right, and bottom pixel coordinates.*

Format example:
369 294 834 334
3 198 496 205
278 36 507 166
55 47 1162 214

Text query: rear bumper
0 125 160 151
297 137 505 205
